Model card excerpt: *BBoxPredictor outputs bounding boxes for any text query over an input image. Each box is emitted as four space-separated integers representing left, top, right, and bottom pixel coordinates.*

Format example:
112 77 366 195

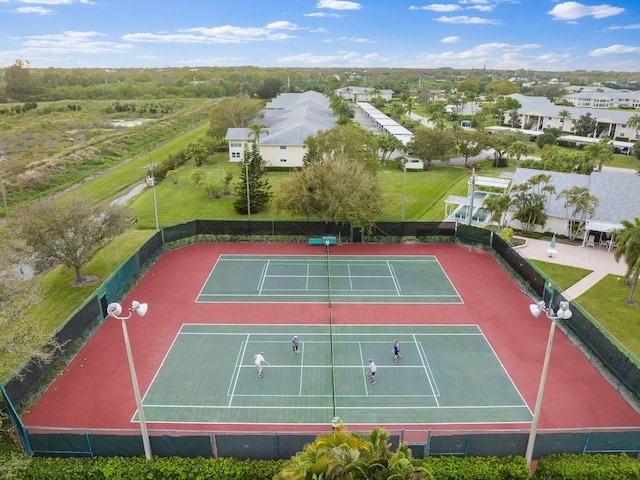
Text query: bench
309 236 337 246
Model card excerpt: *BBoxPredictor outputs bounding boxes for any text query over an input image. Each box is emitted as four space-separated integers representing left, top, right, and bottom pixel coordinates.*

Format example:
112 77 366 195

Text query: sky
1 0 639 72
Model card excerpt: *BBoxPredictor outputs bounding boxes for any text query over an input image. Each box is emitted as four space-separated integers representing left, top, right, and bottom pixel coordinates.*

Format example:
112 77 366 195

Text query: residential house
335 86 394 102
505 167 640 243
225 91 337 168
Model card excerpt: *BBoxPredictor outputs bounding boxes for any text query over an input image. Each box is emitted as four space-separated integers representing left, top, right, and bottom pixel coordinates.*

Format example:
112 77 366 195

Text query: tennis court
139 324 530 425
197 254 462 303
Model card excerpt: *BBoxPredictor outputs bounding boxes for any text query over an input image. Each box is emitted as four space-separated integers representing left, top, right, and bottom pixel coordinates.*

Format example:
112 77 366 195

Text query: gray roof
507 94 637 124
225 91 336 145
511 167 640 224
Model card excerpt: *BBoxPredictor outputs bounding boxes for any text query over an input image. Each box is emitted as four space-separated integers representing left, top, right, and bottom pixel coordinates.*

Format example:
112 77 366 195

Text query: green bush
531 453 640 479
13 456 286 480
422 455 530 479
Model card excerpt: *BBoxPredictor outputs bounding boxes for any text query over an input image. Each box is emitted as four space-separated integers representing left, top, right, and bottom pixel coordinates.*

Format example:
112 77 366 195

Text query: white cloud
589 44 640 56
435 15 500 24
124 23 297 44
441 36 460 43
316 0 362 10
548 2 624 21
607 23 640 31
18 0 90 4
17 6 52 14
409 4 462 12
338 36 374 43
303 12 342 17
22 31 132 54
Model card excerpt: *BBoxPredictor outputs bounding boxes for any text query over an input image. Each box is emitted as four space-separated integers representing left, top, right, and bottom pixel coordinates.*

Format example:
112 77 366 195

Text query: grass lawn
529 259 592 292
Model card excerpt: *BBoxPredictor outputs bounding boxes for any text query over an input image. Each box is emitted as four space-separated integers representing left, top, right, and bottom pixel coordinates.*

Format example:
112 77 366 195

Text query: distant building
335 86 393 102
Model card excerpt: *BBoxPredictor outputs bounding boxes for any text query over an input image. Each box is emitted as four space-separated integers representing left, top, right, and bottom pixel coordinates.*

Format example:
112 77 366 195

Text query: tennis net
325 242 337 420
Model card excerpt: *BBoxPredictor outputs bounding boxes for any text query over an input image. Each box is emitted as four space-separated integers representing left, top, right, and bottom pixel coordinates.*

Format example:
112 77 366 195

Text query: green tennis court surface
140 324 531 425
197 255 462 303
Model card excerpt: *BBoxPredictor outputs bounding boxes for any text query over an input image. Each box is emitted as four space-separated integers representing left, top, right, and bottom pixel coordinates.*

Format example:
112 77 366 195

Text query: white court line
417 341 440 397
387 260 401 295
227 335 250 406
226 340 246 396
358 342 369 396
298 343 304 396
257 260 270 295
413 334 439 407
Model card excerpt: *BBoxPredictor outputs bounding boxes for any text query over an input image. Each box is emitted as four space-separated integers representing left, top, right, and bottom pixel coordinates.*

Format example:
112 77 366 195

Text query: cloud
548 2 625 21
416 42 547 69
18 0 91 4
123 23 297 44
589 44 640 56
607 23 640 30
409 4 462 12
338 36 374 43
21 31 132 54
435 15 500 24
316 0 362 10
17 6 53 14
303 12 342 17
441 36 460 43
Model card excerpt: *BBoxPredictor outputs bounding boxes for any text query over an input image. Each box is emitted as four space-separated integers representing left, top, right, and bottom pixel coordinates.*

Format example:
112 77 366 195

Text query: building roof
511 167 640 225
507 94 637 124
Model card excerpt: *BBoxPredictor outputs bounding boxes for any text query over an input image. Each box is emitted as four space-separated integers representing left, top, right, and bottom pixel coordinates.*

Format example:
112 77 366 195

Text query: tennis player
254 352 270 378
368 359 377 384
393 339 401 361
291 335 300 356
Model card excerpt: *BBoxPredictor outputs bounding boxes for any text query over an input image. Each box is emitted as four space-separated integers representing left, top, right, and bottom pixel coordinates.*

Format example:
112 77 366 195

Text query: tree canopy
208 95 263 138
14 196 133 285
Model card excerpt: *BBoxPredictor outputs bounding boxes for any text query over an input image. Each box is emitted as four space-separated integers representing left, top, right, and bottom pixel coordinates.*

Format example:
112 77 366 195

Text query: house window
280 159 287 163
280 145 287 150
231 152 241 159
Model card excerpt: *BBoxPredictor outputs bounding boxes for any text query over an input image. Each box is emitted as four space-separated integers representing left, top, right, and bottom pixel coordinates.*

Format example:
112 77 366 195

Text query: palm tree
583 139 614 172
248 123 268 147
627 113 640 141
560 186 598 241
507 141 530 168
613 217 640 304
558 109 571 132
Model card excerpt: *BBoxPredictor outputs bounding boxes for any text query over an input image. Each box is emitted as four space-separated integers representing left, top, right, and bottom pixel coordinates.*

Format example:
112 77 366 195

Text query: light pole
144 162 159 232
242 156 252 242
401 158 407 222
0 151 9 220
467 167 476 226
107 300 153 460
525 298 573 466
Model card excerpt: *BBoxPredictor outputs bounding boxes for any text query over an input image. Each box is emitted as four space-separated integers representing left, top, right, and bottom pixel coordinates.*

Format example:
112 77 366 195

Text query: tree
584 139 614 172
184 142 209 167
488 132 519 167
509 174 555 234
491 96 521 127
14 196 133 285
558 109 572 132
208 95 262 138
248 123 269 146
454 129 489 167
425 100 447 128
4 59 36 100
274 156 383 232
508 140 530 168
613 217 640 304
573 113 597 137
376 133 404 165
255 77 282 99
627 114 640 140
302 136 323 167
483 193 511 227
0 236 62 368
233 141 272 214
315 124 379 174
560 186 598 241
484 79 519 97
407 127 456 168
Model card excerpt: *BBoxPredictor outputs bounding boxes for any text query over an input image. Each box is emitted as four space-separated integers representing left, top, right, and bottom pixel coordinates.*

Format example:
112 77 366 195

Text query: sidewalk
516 237 627 300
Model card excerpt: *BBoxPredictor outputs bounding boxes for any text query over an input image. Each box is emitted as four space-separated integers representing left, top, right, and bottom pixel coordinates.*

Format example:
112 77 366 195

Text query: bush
532 453 640 479
423 455 530 479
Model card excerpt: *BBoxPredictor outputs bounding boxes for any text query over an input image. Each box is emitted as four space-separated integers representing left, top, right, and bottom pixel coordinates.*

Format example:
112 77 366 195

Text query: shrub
532 453 640 479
